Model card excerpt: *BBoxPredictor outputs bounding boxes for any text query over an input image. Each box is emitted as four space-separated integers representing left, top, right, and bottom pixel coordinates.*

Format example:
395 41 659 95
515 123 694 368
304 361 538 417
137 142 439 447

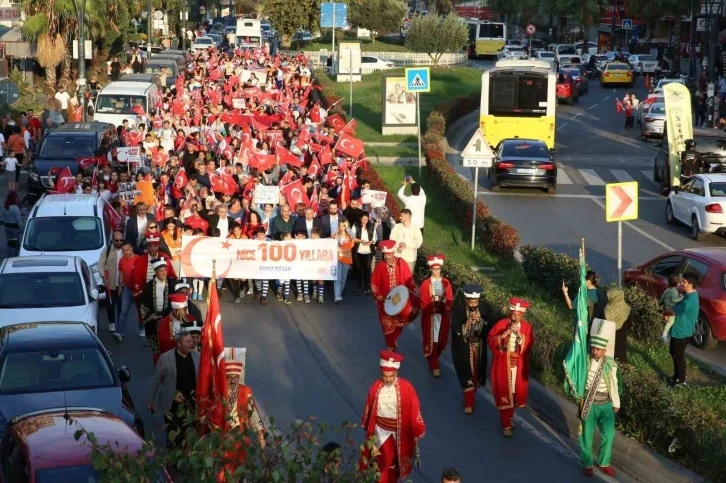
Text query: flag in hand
131 104 148 119
52 167 76 194
563 248 590 403
334 132 365 159
281 178 310 207
103 199 124 231
197 282 228 432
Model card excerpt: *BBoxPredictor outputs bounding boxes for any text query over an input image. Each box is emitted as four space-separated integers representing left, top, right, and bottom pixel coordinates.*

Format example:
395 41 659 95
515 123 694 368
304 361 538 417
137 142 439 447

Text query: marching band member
419 255 453 377
157 293 197 357
451 284 487 414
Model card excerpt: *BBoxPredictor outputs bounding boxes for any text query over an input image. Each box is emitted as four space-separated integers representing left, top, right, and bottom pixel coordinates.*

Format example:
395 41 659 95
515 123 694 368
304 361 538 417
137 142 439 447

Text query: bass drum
384 285 420 324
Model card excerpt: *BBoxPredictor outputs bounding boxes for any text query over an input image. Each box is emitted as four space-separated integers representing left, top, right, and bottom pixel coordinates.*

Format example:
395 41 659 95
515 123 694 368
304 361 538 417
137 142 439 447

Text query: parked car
293 30 313 42
497 46 528 60
600 62 634 87
360 56 395 74
557 55 581 66
654 77 686 94
665 174 726 241
1 409 170 481
0 256 100 332
640 102 666 139
489 138 557 194
561 66 588 94
623 247 726 349
191 36 215 51
575 41 597 56
556 72 579 104
0 322 144 436
533 50 557 65
628 54 659 75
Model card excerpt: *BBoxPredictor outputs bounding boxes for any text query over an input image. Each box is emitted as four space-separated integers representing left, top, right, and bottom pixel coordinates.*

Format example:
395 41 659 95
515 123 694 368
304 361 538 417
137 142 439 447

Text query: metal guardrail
281 49 468 67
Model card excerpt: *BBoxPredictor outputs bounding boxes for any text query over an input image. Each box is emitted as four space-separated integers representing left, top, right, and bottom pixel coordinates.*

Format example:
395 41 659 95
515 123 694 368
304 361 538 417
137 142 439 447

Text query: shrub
425 111 446 138
519 245 585 297
623 285 665 345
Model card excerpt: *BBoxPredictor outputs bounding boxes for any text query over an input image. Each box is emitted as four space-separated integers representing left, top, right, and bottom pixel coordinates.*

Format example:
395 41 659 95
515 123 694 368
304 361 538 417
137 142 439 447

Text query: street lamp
73 0 88 122
181 6 189 51
147 0 152 57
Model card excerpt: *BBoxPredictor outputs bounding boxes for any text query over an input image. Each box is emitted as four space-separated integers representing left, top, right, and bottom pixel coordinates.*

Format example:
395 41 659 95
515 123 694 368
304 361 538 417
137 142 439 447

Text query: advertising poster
381 75 418 135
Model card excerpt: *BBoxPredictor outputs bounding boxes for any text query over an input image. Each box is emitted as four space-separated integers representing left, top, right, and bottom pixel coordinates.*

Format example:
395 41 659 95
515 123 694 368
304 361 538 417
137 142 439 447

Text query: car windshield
38 136 95 159
196 38 213 44
501 142 549 158
0 272 85 308
95 95 148 115
564 69 581 77
145 63 174 76
0 348 114 393
709 182 726 197
637 55 656 62
23 217 104 252
649 105 666 114
695 135 726 155
607 64 629 71
538 52 555 58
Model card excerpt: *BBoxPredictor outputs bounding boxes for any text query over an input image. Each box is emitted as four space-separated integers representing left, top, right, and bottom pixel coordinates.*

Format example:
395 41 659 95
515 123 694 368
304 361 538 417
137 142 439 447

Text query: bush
623 285 665 345
425 111 446 139
319 29 344 44
519 245 585 298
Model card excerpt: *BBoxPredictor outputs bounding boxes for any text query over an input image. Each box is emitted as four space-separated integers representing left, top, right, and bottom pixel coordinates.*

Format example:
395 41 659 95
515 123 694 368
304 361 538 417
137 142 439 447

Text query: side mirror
90 288 99 300
549 148 557 154
117 366 131 383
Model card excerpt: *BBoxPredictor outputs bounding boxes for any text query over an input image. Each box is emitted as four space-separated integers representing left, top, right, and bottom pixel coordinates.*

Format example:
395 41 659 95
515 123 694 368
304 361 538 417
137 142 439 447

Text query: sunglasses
148 225 158 229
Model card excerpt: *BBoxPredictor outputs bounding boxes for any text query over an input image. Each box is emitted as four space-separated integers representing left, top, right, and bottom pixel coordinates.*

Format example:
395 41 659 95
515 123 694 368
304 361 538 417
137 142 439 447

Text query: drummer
371 240 419 351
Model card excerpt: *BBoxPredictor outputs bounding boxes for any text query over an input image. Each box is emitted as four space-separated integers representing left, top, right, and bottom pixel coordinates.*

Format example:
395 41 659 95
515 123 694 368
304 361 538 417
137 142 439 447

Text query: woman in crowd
161 218 183 277
352 211 377 295
333 220 354 304
605 288 631 363
2 191 23 257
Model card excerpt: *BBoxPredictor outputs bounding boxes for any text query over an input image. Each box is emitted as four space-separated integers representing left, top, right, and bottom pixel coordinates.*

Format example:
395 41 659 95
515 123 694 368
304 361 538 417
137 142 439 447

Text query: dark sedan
0 322 143 439
489 139 557 193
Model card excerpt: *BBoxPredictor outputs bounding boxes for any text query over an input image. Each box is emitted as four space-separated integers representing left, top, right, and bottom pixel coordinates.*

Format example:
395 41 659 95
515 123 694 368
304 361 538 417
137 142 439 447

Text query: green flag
563 250 589 400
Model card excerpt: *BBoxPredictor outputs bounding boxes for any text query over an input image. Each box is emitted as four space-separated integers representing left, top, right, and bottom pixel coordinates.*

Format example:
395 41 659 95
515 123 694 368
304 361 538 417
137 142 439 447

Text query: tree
235 0 257 16
555 0 600 48
628 0 690 69
263 0 321 48
348 0 408 42
405 13 469 65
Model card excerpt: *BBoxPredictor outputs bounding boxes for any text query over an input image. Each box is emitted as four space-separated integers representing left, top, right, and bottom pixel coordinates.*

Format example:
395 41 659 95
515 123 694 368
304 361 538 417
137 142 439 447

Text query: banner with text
180 236 338 280
361 189 387 208
663 83 693 186
254 185 280 205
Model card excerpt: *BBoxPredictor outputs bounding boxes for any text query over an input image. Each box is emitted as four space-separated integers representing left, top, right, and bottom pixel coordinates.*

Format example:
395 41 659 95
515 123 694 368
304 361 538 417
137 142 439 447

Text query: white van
19 194 112 300
93 81 162 127
236 18 263 49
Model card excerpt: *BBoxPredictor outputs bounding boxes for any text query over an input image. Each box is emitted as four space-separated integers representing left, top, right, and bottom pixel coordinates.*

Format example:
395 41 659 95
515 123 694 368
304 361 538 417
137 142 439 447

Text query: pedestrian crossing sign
405 67 430 93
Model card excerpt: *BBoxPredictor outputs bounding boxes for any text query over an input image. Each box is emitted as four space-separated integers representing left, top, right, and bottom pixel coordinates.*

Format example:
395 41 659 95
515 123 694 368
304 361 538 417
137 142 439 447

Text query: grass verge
365 146 419 158
318 67 481 143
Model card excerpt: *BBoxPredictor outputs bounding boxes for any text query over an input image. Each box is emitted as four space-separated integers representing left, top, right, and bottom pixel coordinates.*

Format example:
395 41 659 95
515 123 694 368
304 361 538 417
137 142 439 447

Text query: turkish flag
197 282 228 433
91 164 99 189
276 145 303 168
342 118 357 135
126 130 143 146
278 169 295 187
212 172 237 196
334 132 365 159
131 105 148 119
280 178 310 207
52 167 76 194
310 104 322 123
151 151 168 168
249 153 277 171
310 184 320 215
103 199 125 231
308 157 322 178
242 177 257 200
320 144 333 166
616 99 623 114
174 168 189 189
77 155 106 171
327 114 346 133
298 128 311 145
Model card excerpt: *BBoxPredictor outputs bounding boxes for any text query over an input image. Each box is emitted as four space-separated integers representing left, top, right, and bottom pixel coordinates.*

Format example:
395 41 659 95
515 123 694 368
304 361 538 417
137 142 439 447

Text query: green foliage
519 245 586 298
627 0 690 24
622 285 666 346
349 0 408 36
20 14 49 40
425 111 445 139
264 0 321 47
404 13 469 64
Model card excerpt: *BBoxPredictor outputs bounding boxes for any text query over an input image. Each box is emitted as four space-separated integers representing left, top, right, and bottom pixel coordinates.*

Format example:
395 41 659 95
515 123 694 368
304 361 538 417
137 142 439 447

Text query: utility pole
147 0 152 58
689 0 697 79
610 0 616 51
181 5 188 51
76 0 87 122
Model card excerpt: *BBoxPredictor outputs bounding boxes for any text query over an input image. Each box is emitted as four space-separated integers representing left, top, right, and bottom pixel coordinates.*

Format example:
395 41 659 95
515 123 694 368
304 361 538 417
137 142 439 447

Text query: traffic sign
405 67 430 93
526 24 536 35
461 128 494 168
621 19 632 29
320 2 347 29
606 182 638 222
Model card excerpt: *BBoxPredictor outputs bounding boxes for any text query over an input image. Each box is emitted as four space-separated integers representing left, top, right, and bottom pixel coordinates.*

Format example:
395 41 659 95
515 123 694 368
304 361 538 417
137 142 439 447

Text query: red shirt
27 117 41 138
185 215 209 235
118 255 138 289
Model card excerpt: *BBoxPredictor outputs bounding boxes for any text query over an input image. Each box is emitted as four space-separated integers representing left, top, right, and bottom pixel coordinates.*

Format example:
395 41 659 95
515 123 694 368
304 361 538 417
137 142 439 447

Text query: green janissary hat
590 318 612 350
590 334 609 349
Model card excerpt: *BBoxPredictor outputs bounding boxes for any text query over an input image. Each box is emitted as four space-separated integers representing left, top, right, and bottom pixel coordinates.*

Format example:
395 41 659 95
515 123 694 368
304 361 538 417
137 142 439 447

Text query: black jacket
292 217 322 237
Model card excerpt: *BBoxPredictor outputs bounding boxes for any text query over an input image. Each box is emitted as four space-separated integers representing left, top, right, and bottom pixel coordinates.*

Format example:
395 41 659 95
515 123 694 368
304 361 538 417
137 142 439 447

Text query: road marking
639 170 656 185
590 197 676 251
611 170 634 182
588 102 601 110
479 192 662 200
557 122 569 131
603 96 611 101
572 112 583 119
578 169 606 186
557 169 574 184
612 88 616 94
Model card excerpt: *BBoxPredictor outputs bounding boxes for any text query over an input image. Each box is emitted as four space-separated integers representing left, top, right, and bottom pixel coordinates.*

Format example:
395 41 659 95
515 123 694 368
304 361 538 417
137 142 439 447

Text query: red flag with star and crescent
52 167 76 194
103 199 124 231
334 132 365 159
280 178 310 207
197 282 228 433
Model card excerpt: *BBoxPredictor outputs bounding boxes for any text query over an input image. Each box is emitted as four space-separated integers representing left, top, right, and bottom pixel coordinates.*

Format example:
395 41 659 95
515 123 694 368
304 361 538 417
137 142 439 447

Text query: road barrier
281 50 468 67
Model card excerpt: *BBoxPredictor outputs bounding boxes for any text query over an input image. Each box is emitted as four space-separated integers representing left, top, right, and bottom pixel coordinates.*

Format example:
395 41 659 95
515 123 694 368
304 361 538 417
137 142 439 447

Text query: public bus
480 59 557 150
461 19 506 57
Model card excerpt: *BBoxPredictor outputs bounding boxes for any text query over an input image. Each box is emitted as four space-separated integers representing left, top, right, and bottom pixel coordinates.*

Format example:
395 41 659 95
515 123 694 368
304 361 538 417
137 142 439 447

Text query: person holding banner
252 227 271 305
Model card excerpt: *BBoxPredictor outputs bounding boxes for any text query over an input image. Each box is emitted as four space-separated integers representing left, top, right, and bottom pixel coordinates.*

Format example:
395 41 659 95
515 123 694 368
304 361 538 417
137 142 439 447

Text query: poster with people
383 76 416 126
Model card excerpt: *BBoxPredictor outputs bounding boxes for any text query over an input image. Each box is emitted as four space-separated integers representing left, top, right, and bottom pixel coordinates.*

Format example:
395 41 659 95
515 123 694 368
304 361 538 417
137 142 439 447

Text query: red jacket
487 318 534 410
132 252 176 293
419 276 453 355
185 215 210 235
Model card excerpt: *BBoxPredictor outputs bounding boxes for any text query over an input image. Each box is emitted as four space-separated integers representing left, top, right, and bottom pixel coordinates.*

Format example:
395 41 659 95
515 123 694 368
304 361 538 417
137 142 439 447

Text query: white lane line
590 197 675 251
588 102 601 110
478 192 662 200
603 96 611 101
557 122 569 131
639 170 657 185
612 88 616 94
578 169 606 186
572 112 583 119
557 169 574 185
611 170 634 182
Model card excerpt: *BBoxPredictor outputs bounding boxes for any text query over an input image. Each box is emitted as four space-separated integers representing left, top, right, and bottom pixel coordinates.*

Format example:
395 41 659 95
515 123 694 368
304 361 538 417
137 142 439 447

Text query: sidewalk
0 170 30 259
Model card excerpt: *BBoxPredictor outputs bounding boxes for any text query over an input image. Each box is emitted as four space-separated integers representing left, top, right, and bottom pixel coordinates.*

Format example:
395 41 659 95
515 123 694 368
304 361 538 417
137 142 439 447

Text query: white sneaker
108 323 116 332
138 328 146 337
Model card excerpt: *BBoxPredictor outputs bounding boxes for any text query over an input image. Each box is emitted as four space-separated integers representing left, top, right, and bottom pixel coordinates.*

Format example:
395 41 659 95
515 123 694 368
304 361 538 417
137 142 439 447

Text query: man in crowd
487 298 535 437
157 293 197 358
360 351 425 483
320 200 346 238
451 284 487 414
397 177 427 236
115 242 139 342
270 204 295 240
419 255 453 378
173 282 203 323
371 240 418 351
292 206 321 238
665 272 699 387
140 259 175 365
224 348 265 441
441 468 462 483
99 230 125 332
133 233 176 338
148 330 200 449
578 325 620 478
390 209 423 275
125 202 156 254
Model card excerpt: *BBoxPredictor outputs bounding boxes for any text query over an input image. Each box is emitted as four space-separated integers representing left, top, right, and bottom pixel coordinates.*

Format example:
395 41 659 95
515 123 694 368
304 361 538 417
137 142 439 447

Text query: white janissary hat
175 282 191 292
224 347 247 381
151 258 166 271
379 350 403 373
427 254 445 268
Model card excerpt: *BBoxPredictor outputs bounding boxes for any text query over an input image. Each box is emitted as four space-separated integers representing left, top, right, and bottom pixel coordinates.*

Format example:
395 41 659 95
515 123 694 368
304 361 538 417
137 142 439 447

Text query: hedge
320 85 726 481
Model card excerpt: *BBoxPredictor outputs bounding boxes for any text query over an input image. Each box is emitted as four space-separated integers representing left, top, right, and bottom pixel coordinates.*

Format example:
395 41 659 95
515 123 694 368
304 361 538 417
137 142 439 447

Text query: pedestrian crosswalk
555 164 658 189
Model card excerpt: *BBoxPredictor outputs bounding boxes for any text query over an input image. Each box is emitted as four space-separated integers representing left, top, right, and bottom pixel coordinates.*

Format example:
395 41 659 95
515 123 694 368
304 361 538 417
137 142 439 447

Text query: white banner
361 189 387 208
254 185 280 205
232 98 246 109
116 147 141 164
180 236 338 280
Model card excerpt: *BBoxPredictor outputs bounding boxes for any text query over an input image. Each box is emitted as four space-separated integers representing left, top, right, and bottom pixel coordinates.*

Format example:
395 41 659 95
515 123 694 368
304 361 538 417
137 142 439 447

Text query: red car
556 72 579 105
0 408 172 482
623 247 726 350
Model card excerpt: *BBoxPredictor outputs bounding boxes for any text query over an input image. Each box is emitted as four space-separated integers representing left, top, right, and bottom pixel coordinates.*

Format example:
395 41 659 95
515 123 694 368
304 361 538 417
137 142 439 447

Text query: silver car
641 103 666 140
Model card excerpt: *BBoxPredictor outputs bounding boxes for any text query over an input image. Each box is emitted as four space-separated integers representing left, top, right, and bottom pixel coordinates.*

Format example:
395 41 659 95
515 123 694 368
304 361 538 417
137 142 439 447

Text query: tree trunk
61 55 72 82
281 34 292 49
672 20 682 72
44 64 58 94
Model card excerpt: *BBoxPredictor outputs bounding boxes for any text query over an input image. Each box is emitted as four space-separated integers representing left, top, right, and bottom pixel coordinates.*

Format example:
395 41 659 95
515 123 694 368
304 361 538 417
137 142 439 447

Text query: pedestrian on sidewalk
2 191 22 257
2 150 18 191
664 273 699 387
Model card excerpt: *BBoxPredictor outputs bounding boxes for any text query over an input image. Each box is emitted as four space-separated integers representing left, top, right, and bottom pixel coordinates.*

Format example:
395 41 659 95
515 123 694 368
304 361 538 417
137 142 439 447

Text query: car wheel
665 201 676 224
693 313 718 350
653 163 661 182
491 180 501 192
691 215 706 241
660 177 670 196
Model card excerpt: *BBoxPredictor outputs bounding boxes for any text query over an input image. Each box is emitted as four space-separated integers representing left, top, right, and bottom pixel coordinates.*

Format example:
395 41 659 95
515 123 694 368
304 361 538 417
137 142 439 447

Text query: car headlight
89 262 99 274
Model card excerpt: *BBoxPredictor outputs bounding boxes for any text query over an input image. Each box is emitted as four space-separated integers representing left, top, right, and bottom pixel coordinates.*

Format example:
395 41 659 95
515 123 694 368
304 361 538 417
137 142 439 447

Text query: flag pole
581 238 585 259
208 259 216 305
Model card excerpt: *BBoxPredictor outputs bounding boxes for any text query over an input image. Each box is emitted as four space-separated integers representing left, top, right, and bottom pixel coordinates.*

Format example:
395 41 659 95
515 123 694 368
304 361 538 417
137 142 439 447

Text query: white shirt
305 219 314 238
137 215 148 234
217 217 229 238
146 259 155 283
154 278 166 312
397 186 427 229
586 357 620 408
356 225 377 255
3 156 18 172
329 215 339 235
114 248 123 286
390 222 423 263
54 91 71 109
375 380 398 447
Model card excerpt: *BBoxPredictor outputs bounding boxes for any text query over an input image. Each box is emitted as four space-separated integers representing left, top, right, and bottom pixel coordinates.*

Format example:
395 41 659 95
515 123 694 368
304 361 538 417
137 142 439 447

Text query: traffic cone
645 74 651 89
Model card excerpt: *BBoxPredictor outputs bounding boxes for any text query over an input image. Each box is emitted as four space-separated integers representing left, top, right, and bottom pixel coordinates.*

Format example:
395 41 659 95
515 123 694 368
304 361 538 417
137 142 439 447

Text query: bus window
489 73 548 116
478 23 504 39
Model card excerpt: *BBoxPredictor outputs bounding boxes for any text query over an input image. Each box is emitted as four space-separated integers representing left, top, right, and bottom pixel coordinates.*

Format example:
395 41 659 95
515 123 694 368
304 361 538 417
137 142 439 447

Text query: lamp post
181 6 188 51
147 0 152 58
75 0 87 121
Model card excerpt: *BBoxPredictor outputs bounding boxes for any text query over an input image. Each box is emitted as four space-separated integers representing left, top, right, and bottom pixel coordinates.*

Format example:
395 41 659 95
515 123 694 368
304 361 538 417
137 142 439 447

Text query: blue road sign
320 3 348 29
621 19 632 29
405 67 430 93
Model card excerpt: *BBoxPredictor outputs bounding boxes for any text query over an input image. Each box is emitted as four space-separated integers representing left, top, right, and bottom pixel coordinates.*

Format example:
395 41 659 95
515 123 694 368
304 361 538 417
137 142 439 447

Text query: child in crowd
3 150 18 191
293 230 309 302
661 274 683 342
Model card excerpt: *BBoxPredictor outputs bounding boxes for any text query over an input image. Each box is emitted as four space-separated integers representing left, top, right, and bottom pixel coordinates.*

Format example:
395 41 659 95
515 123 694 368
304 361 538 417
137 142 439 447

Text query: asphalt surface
447 70 726 371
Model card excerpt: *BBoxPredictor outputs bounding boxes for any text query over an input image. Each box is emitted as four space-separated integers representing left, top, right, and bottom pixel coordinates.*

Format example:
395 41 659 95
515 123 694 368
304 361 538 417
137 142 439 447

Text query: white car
0 256 99 332
654 77 686 93
628 54 659 75
575 41 598 56
20 194 110 299
497 47 528 60
665 174 726 240
557 54 582 66
360 55 394 74
191 36 215 51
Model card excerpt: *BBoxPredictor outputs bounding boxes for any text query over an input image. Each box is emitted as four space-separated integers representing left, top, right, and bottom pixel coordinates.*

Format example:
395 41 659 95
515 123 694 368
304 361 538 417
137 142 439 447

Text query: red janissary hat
427 254 445 268
169 293 188 310
379 350 403 373
145 232 160 245
378 240 396 253
509 297 530 313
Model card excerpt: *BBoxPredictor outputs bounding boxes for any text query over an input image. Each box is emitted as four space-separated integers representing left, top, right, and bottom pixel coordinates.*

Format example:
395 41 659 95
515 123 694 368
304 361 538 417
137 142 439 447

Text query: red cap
427 254 445 268
379 350 403 373
145 233 160 245
169 293 188 309
378 240 396 253
509 297 530 313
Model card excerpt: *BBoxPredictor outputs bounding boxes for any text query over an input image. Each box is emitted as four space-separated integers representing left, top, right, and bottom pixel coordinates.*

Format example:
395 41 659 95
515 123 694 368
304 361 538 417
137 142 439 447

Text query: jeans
117 287 136 336
356 252 373 290
105 287 122 326
334 263 350 299
670 336 691 383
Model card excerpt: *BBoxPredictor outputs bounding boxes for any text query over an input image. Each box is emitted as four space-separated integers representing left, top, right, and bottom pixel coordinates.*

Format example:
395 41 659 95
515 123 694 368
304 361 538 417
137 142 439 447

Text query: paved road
447 76 726 371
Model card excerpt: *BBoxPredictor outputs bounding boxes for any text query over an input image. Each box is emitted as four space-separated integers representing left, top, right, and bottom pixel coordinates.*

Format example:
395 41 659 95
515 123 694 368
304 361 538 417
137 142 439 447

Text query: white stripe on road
557 169 574 184
611 170 634 182
578 169 606 186
588 102 601 110
556 122 569 131
640 170 657 185
590 198 675 251
603 96 611 101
